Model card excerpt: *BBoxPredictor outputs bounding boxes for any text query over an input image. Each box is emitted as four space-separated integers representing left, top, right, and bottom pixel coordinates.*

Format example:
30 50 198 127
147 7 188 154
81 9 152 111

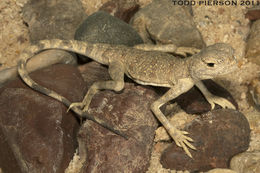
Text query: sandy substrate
0 0 29 71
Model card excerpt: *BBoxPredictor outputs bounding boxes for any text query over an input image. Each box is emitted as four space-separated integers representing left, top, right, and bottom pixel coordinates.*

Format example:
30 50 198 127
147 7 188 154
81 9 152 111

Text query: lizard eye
207 63 215 67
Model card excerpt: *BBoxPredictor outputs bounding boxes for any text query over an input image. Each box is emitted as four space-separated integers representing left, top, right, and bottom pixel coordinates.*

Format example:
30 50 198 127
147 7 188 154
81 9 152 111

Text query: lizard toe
67 102 84 112
169 129 195 158
209 96 236 110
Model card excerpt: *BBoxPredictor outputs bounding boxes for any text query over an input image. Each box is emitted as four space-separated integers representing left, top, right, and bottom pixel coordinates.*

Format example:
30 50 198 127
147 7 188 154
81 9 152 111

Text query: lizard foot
67 102 84 112
176 47 200 57
207 95 236 110
168 128 196 158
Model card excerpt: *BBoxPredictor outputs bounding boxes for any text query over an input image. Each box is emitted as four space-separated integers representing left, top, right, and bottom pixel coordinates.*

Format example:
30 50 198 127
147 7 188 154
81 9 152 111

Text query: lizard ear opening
207 63 215 67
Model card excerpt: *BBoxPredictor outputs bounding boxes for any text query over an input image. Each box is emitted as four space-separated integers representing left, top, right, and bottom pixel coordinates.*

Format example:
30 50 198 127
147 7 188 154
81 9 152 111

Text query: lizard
17 39 237 158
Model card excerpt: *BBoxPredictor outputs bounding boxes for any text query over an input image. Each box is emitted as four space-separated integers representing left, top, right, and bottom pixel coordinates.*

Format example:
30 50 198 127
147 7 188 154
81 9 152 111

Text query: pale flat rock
230 151 260 173
206 168 237 173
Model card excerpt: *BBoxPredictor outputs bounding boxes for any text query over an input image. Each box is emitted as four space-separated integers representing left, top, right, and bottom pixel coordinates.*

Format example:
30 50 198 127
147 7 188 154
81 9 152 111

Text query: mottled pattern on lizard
18 39 237 158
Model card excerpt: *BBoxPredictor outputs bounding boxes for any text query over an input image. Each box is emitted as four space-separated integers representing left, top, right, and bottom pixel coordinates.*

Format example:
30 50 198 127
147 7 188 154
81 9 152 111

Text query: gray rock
74 11 143 46
0 64 85 173
77 62 159 172
160 109 250 172
230 151 260 173
22 0 87 42
246 19 260 65
130 0 205 48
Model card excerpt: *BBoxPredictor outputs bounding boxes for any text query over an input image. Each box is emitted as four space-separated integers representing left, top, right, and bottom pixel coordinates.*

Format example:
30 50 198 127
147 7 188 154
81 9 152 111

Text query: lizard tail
17 39 128 139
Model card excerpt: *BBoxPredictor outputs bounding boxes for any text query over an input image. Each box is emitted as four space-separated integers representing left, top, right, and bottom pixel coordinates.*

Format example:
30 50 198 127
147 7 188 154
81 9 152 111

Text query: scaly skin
17 39 237 157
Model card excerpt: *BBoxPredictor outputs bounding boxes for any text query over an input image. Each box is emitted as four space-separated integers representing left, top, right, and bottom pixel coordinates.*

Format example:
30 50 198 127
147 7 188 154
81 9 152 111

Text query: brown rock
175 79 238 114
22 0 87 42
246 7 260 21
99 0 140 23
160 109 250 172
77 62 159 172
78 61 111 88
0 64 83 173
0 50 77 87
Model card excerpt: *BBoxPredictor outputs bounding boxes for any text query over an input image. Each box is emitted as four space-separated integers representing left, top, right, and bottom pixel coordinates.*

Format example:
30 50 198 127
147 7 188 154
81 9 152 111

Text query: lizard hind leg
69 61 125 112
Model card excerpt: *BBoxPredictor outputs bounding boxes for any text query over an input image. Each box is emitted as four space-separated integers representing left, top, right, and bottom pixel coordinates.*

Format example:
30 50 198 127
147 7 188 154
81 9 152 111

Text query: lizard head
188 43 237 80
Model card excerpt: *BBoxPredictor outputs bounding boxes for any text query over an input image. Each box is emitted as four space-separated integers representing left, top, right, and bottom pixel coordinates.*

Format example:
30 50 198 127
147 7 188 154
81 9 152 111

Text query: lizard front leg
195 81 236 110
134 44 200 56
69 61 125 112
151 79 196 158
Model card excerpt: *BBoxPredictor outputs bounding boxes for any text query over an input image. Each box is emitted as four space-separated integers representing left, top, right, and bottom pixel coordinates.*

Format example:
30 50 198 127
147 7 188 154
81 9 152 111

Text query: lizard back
121 49 188 87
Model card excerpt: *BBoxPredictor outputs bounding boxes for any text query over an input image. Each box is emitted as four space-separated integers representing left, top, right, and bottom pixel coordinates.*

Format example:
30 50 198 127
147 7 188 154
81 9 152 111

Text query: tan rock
81 0 110 15
230 151 260 173
130 0 205 48
206 168 237 173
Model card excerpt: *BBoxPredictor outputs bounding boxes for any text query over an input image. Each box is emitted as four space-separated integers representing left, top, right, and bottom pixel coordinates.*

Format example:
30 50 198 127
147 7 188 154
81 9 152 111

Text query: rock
76 62 159 172
206 168 237 173
246 6 260 21
230 151 260 173
175 79 238 114
160 109 250 172
99 0 140 23
74 11 143 46
246 19 260 65
0 50 77 87
154 106 196 142
22 0 87 42
78 61 112 88
80 0 110 15
130 0 205 48
0 64 84 173
75 11 143 46
80 0 152 16
138 0 153 7
248 78 260 111
74 11 143 61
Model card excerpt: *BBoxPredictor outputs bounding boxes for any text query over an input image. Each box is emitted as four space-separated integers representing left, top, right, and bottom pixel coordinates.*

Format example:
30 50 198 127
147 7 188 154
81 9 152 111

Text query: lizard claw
207 96 236 110
169 128 196 158
67 102 84 112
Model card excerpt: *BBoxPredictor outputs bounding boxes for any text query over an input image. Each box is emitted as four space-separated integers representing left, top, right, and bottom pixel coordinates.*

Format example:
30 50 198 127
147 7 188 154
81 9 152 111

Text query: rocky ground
0 0 260 172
